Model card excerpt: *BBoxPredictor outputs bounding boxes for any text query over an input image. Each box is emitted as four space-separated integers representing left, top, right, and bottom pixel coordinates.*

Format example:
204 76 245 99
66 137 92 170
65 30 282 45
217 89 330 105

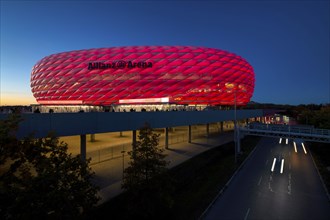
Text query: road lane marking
271 158 276 172
258 176 263 185
280 159 284 174
289 151 291 156
286 138 288 144
293 142 297 153
269 174 274 192
288 173 292 195
279 138 282 144
269 183 273 192
302 143 307 154
244 208 250 220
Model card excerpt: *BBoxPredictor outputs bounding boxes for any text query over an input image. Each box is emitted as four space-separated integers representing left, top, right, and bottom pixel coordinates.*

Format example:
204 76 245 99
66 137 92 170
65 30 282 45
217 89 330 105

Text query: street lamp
224 83 246 163
234 89 238 164
121 150 126 179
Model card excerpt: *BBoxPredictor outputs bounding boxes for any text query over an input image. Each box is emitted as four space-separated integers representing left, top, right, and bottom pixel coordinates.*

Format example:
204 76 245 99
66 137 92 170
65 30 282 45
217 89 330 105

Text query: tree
297 105 330 129
121 123 173 218
0 113 100 219
122 124 169 189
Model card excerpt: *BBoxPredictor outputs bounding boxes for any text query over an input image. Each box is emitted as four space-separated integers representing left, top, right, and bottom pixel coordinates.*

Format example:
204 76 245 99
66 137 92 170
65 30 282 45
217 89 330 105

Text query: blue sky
1 0 329 105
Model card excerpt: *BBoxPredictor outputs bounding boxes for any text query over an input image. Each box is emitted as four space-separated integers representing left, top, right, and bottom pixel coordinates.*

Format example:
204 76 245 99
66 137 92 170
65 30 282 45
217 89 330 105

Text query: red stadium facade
31 46 255 106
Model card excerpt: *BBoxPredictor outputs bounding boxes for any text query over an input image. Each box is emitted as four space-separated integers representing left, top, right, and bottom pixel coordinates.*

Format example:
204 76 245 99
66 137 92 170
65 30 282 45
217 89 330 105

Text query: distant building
30 46 255 112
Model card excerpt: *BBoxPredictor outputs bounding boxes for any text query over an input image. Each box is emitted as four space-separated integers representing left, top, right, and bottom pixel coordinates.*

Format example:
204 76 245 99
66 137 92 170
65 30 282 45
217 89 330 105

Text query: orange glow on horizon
0 93 37 106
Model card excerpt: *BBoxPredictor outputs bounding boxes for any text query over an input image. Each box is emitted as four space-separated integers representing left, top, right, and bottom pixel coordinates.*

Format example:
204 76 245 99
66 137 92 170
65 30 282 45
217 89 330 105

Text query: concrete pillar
206 123 209 138
90 134 95 142
188 125 192 143
172 127 176 132
220 122 224 133
80 134 86 162
132 130 137 151
165 127 169 149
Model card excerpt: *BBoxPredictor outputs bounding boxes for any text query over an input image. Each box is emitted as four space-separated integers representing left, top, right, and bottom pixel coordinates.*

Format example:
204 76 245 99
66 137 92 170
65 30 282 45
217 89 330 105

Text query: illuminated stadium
30 46 255 112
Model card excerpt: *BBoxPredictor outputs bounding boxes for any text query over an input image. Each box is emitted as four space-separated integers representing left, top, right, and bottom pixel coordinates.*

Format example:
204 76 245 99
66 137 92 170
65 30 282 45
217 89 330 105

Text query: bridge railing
314 129 330 136
244 123 330 140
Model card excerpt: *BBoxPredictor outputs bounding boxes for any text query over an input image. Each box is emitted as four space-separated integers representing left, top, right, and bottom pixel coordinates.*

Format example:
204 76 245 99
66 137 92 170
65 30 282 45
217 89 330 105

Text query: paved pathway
89 131 234 204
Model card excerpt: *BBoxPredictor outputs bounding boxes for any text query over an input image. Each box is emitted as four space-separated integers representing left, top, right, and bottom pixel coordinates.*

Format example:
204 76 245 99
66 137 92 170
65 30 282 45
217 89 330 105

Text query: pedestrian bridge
1 110 264 161
239 123 330 143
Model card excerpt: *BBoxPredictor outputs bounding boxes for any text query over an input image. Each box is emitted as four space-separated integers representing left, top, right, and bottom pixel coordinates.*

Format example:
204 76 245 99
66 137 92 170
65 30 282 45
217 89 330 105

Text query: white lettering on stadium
88 61 153 70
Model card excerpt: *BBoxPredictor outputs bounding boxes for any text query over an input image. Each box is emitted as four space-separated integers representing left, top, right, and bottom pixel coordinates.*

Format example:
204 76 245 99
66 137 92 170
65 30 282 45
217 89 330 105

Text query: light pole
121 150 125 179
225 83 245 164
234 89 238 164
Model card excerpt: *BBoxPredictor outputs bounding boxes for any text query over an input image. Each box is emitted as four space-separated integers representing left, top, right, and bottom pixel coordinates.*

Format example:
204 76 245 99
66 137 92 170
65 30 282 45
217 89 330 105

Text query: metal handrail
241 124 330 143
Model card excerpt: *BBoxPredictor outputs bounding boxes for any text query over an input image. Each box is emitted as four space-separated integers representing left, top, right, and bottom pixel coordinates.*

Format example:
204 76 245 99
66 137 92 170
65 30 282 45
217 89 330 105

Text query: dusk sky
1 0 329 106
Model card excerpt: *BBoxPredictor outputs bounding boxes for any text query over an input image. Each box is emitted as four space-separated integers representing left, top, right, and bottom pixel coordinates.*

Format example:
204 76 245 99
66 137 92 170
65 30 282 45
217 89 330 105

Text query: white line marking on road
280 159 284 174
286 138 288 145
279 138 282 144
258 176 263 185
302 143 307 154
244 208 250 220
269 183 273 192
288 173 292 195
271 158 276 172
268 174 274 192
293 142 297 153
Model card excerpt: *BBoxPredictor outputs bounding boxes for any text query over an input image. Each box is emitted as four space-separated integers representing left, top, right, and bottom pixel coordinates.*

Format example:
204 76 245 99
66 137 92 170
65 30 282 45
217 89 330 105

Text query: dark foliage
0 114 100 219
87 136 260 220
121 123 173 219
296 105 330 129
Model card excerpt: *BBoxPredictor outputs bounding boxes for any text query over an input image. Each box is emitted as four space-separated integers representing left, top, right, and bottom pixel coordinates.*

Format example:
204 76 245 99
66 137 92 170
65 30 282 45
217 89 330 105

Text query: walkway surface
87 131 235 204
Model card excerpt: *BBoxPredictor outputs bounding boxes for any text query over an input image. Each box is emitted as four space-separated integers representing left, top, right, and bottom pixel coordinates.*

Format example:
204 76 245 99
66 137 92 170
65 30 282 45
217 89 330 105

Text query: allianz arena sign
88 61 153 70
31 46 255 106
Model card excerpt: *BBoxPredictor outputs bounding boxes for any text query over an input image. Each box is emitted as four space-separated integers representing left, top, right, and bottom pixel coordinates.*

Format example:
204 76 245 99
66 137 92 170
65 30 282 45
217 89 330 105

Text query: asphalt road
204 137 330 220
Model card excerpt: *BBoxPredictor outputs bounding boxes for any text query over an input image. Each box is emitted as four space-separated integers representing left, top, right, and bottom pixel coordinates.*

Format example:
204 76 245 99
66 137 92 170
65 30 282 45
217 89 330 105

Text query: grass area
308 142 330 195
83 136 261 220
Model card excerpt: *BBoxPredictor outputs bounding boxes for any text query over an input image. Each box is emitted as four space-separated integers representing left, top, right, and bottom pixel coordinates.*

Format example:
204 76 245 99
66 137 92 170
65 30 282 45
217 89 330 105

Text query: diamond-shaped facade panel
31 46 255 106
